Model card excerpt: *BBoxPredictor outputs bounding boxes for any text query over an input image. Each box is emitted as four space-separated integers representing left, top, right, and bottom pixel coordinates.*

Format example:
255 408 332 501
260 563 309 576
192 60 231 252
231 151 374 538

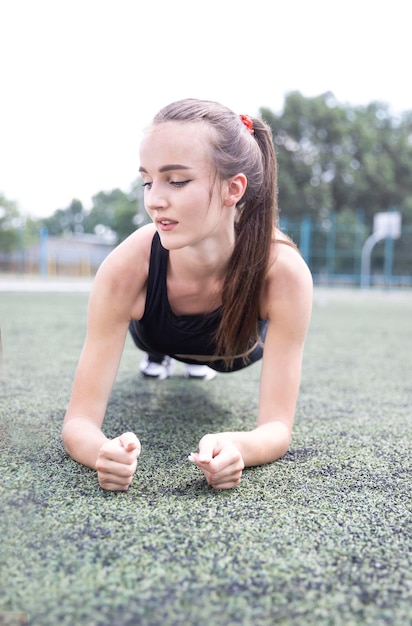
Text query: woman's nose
145 182 168 211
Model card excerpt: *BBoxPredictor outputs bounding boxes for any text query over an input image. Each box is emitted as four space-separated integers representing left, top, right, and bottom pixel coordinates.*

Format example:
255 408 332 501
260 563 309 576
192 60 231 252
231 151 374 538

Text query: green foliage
41 198 85 236
0 193 20 252
83 186 143 243
261 91 412 226
40 184 147 243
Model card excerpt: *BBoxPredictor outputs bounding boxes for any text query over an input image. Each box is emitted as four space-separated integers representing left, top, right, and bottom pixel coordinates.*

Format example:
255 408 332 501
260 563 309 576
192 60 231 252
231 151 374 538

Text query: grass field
1 287 411 626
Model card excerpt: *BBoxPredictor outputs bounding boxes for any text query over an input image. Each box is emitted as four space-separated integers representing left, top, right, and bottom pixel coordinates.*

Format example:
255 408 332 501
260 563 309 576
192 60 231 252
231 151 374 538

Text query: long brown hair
152 99 278 366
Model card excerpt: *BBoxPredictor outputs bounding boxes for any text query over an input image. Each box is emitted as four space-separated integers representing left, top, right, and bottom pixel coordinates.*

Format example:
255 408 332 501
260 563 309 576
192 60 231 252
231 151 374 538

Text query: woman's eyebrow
138 164 192 173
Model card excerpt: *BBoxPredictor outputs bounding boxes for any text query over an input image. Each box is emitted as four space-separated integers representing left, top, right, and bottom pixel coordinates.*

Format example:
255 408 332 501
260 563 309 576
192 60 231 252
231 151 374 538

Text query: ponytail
215 116 278 366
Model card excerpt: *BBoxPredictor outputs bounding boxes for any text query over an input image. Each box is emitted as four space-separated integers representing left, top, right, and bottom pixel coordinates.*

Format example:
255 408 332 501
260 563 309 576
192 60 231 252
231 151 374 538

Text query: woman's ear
223 173 247 207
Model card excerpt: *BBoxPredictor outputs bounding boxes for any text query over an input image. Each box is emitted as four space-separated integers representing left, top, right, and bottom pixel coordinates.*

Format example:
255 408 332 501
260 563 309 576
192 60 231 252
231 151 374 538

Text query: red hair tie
239 114 254 135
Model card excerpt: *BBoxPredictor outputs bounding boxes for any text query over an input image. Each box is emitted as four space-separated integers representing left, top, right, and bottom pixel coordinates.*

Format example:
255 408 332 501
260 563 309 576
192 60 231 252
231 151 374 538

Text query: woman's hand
189 434 245 490
96 432 141 491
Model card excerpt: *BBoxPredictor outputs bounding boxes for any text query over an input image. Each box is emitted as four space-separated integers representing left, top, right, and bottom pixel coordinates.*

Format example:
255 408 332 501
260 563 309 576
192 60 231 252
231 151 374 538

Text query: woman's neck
168 226 235 282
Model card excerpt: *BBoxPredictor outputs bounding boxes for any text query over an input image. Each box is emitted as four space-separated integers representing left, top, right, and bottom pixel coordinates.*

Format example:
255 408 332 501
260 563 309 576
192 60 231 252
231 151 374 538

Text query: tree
0 194 21 252
41 199 86 236
84 185 146 242
261 92 412 226
38 182 146 242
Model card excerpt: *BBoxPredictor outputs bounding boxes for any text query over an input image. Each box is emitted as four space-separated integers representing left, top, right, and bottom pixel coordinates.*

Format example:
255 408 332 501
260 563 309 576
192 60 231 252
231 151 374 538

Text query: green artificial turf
0 288 411 626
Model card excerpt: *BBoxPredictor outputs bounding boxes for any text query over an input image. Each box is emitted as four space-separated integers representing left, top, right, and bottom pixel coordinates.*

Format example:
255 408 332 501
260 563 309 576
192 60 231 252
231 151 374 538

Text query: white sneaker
184 364 217 380
140 355 175 380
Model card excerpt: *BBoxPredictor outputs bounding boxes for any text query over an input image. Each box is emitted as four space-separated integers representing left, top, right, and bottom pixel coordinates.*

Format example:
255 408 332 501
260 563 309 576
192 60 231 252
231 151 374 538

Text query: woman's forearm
62 417 109 470
224 421 292 467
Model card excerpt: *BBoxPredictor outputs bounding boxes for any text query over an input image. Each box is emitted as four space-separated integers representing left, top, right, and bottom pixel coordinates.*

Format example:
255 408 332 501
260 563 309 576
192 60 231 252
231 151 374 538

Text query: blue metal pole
39 227 48 277
384 236 394 285
326 213 336 276
299 216 311 265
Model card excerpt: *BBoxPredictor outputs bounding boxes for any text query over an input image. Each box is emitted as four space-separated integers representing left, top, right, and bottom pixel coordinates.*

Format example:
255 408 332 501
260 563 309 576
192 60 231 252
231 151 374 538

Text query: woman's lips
157 218 178 231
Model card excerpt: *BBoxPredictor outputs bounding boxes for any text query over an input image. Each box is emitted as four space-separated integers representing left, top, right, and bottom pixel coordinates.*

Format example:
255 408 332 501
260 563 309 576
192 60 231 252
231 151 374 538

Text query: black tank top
129 232 267 372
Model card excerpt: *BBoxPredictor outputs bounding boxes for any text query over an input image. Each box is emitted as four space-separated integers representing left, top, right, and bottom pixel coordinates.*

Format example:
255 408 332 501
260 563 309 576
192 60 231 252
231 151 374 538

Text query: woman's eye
171 180 191 188
141 179 191 190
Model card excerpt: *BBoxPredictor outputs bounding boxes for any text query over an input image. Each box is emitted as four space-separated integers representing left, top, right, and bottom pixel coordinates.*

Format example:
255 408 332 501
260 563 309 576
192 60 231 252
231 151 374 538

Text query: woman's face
139 121 233 251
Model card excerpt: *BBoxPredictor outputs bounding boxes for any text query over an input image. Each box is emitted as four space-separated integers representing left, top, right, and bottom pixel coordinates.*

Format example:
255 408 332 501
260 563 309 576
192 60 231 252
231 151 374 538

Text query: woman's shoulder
261 231 313 318
270 229 311 275
90 224 157 313
100 223 156 275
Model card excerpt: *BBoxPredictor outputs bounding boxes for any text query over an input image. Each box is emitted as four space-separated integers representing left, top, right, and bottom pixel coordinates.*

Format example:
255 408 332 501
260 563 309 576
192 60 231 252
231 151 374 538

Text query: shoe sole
141 372 170 380
184 372 217 381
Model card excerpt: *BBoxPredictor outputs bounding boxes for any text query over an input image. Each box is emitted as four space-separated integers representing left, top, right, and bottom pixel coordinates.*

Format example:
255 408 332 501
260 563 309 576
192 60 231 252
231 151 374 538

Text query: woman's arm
190 245 313 488
62 225 154 489
61 298 131 468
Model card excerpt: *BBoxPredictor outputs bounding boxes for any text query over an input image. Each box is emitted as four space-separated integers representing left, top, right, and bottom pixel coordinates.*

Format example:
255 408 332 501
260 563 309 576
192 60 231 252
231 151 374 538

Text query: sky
0 0 410 218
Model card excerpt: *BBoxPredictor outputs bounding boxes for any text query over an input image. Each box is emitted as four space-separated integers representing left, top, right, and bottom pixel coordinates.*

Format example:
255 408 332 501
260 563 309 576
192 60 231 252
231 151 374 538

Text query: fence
1 216 411 286
280 213 412 287
0 233 115 277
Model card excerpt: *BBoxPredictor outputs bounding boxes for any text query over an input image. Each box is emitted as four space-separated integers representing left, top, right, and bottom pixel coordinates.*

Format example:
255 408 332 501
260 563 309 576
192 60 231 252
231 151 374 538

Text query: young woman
62 98 313 492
